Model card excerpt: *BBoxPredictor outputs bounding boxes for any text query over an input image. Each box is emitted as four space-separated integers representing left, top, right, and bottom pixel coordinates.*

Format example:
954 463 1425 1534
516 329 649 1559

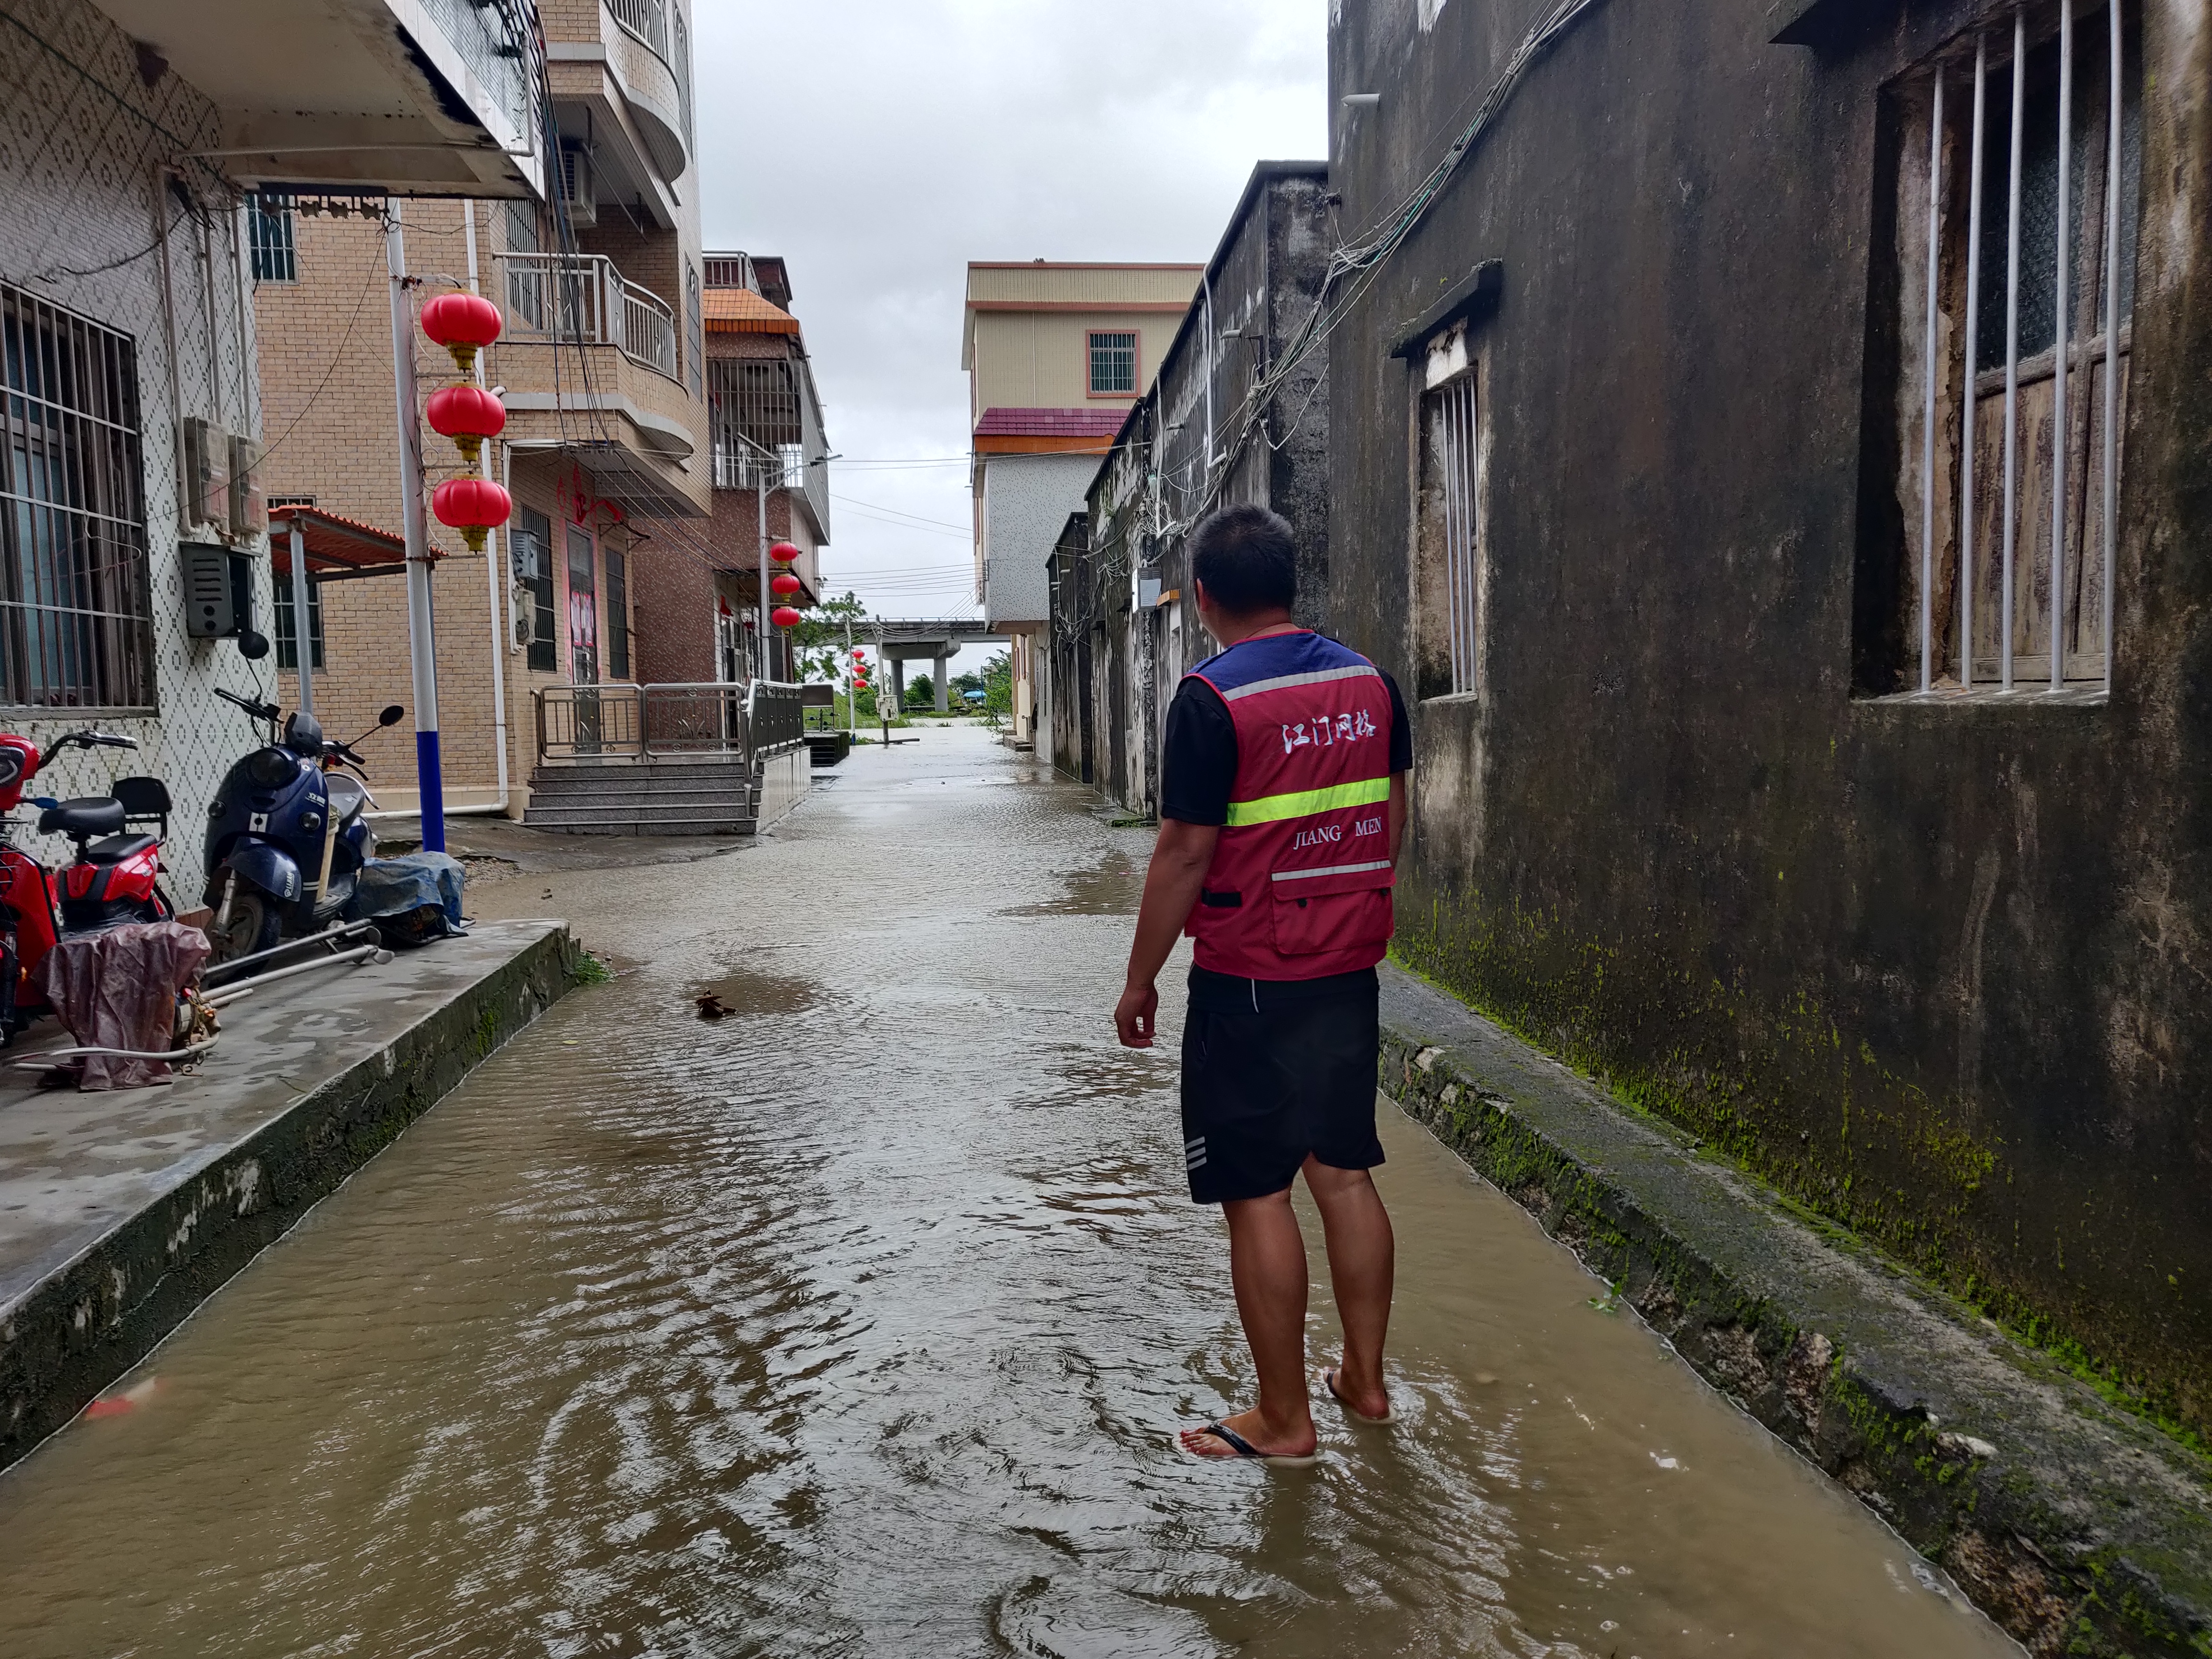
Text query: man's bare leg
1304 1158 1395 1421
1180 1185 1319 1459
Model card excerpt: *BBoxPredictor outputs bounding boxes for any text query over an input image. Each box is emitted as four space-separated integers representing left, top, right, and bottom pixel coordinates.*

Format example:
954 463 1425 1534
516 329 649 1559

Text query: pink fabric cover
30 921 209 1089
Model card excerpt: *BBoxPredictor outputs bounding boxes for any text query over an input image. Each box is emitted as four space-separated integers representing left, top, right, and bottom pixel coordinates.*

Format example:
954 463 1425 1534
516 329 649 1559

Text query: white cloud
693 0 1326 665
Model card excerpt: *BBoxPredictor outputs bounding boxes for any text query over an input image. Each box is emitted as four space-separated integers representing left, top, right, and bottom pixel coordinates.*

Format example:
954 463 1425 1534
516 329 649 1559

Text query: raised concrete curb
1378 962 2212 1659
0 920 577 1473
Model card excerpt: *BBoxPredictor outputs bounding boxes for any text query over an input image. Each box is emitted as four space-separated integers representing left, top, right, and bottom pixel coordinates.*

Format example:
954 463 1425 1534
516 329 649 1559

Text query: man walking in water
1115 504 1410 1464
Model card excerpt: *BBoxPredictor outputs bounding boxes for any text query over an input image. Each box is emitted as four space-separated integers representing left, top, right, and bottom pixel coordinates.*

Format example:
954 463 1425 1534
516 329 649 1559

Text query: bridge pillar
934 655 948 714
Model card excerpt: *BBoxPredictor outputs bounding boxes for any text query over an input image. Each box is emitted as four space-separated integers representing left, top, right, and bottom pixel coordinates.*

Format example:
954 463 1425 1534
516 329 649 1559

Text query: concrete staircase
522 759 760 836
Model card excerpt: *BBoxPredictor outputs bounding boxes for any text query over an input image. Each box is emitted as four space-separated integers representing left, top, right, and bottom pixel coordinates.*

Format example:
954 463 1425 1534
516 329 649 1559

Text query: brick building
252 0 725 819
0 0 543 893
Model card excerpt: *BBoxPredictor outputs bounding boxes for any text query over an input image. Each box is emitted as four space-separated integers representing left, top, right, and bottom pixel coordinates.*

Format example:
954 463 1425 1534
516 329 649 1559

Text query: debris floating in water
83 1377 159 1419
696 992 731 1020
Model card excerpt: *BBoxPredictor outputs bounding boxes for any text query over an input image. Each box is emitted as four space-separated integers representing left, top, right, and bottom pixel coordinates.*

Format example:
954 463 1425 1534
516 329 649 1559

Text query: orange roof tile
702 288 801 335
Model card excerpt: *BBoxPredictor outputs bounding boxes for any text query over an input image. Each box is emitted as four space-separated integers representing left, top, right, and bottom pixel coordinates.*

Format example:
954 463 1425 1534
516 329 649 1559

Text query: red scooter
0 728 176 1044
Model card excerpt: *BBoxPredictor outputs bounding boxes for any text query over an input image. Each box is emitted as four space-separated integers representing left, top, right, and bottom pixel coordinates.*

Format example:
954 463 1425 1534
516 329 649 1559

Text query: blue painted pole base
415 728 445 853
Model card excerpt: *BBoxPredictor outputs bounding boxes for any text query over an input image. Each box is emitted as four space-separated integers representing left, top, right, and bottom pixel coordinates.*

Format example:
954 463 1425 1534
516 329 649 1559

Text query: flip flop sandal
1323 1368 1397 1425
1191 1421 1321 1467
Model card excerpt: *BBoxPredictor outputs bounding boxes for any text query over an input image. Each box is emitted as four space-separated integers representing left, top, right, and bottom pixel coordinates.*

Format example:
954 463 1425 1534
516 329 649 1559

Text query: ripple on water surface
0 731 2017 1659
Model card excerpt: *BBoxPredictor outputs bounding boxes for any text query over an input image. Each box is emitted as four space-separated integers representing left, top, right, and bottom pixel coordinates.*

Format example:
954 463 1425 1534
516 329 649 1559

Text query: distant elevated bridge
864 618 1008 713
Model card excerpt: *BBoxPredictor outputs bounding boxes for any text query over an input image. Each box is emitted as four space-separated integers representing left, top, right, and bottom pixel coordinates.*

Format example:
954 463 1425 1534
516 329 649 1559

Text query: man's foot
1322 1366 1395 1425
1180 1406 1318 1465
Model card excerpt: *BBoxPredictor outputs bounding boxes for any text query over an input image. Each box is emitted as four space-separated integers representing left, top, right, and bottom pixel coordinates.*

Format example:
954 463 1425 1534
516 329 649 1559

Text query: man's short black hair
1191 505 1296 616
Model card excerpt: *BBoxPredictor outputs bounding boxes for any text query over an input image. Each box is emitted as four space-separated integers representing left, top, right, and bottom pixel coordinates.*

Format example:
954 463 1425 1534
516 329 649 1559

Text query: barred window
1088 331 1137 396
1415 349 1483 701
513 506 556 673
247 194 296 283
685 261 703 400
273 576 324 671
0 284 155 710
709 358 800 488
1876 1 2140 697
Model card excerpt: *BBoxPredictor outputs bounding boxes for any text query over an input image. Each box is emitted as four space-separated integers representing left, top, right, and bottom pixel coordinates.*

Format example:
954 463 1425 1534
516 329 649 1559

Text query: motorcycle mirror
236 629 271 661
378 704 405 727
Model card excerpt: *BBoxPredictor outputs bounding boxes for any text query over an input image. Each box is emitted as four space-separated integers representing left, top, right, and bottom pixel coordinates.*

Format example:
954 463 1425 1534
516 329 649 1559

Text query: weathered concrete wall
1329 0 2212 1431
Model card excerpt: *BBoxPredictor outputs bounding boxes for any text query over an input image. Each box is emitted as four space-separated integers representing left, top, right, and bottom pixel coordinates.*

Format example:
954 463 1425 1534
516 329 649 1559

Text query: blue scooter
204 688 404 962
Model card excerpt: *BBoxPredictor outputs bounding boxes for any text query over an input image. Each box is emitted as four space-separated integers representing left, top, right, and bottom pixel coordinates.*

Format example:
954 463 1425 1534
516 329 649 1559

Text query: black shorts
1178 965 1385 1204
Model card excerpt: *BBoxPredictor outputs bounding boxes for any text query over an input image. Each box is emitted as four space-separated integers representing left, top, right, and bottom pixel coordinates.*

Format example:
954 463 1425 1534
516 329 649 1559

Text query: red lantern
425 384 506 466
420 292 503 375
769 571 802 598
771 605 802 628
432 476 512 553
769 541 800 564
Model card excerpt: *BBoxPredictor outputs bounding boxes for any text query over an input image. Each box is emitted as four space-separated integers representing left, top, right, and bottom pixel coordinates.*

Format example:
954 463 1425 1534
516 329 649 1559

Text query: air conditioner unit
177 417 230 535
228 434 265 541
559 144 596 228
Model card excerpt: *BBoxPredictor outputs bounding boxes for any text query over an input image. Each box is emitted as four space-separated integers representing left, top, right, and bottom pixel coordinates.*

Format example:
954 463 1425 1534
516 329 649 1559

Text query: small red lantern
425 384 506 466
420 292 503 374
432 476 513 553
769 541 800 564
771 605 802 628
769 571 802 598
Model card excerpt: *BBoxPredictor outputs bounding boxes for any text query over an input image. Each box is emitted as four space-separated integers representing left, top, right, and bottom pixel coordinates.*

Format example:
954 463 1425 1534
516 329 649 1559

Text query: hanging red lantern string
771 605 802 629
769 571 803 598
769 541 801 565
425 384 506 467
432 477 513 554
420 292 503 375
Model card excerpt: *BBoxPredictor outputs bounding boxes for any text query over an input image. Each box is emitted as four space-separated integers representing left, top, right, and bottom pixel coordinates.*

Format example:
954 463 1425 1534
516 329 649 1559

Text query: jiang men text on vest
1184 632 1399 980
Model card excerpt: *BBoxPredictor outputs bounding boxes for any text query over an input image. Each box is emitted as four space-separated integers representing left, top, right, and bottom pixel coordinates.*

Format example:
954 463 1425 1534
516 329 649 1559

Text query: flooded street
0 727 2015 1658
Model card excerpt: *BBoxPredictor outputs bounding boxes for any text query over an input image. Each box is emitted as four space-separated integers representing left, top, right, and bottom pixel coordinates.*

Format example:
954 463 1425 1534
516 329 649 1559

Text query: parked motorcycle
0 727 177 1042
204 689 405 962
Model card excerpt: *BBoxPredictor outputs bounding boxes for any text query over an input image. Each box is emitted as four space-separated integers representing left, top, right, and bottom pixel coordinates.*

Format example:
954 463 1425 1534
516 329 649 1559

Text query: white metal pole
464 201 510 816
385 203 445 850
2002 11 2026 690
1920 69 1943 694
288 514 313 714
2101 0 2122 692
2051 0 2074 690
1960 39 1989 689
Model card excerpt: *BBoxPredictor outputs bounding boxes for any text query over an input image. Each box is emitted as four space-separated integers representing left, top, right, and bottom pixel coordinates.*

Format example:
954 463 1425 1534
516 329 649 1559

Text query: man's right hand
1115 981 1159 1048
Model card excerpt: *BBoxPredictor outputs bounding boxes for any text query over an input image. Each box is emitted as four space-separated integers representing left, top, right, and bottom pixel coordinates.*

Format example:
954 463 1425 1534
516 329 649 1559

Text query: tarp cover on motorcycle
30 921 209 1090
345 851 465 929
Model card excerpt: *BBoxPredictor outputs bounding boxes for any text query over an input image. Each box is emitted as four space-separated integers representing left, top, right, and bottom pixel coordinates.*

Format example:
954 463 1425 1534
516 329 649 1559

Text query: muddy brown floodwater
0 725 2019 1658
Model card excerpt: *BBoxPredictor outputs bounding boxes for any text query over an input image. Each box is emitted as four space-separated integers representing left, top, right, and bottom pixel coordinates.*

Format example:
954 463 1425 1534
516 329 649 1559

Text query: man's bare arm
1115 817 1220 1047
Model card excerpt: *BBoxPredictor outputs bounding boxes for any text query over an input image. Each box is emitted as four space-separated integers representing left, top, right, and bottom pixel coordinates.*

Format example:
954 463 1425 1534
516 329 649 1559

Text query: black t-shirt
1160 664 1413 827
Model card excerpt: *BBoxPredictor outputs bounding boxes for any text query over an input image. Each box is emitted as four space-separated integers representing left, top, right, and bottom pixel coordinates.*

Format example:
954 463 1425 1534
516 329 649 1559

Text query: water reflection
0 730 2015 1659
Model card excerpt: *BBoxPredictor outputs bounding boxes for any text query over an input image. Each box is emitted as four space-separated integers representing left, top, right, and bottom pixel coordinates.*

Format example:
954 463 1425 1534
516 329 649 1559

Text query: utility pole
288 514 313 715
462 200 509 817
844 614 856 740
385 202 444 852
755 444 770 682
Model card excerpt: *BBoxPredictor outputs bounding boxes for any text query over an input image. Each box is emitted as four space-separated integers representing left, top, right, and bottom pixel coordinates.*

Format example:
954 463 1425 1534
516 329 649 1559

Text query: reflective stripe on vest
1223 774 1391 828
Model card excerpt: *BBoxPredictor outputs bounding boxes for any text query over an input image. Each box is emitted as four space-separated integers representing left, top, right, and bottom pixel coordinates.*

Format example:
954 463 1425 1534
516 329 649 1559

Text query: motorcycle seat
326 772 369 824
82 832 158 866
38 797 125 838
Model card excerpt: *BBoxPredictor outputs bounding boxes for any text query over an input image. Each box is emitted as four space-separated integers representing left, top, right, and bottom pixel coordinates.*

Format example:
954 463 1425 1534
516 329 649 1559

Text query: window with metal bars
514 506 556 673
685 262 703 400
0 284 155 710
709 358 801 489
605 546 630 680
247 194 296 283
1883 0 2139 697
1415 361 1483 701
1088 331 1138 397
272 577 324 671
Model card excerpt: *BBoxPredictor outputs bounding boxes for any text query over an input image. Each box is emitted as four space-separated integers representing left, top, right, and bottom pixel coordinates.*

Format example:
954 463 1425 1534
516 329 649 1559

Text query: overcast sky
693 0 1327 678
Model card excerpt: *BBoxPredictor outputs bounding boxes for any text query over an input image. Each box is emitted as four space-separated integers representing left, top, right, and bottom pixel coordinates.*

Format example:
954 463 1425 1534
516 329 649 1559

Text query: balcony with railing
503 254 679 383
495 252 707 512
707 357 832 541
598 0 690 180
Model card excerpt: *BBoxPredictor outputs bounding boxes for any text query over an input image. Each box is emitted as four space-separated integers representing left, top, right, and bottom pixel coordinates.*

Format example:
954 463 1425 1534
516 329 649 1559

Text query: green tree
791 591 872 683
904 672 935 711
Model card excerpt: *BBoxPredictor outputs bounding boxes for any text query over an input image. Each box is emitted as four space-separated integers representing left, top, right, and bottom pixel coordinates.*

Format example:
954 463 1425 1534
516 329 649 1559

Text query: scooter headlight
245 746 296 789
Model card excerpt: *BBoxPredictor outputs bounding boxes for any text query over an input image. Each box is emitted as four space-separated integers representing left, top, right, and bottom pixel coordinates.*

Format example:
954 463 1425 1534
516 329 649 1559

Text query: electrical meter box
181 542 235 637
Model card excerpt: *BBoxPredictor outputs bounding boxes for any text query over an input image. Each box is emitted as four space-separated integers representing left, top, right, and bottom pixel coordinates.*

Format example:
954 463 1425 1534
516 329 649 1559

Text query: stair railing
537 682 793 765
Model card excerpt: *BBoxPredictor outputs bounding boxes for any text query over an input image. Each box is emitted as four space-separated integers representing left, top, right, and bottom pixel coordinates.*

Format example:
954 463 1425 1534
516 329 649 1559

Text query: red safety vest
1182 631 1398 980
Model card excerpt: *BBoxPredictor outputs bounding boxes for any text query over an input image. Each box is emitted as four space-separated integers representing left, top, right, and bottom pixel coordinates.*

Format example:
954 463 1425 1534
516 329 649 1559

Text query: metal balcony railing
501 254 680 384
607 0 668 58
535 681 808 764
